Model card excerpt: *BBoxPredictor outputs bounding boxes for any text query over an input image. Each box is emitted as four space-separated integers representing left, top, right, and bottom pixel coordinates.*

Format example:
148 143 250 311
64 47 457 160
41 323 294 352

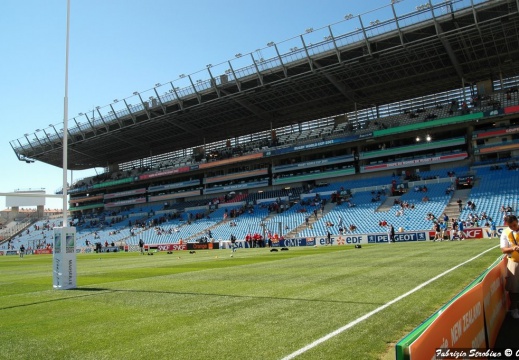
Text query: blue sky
0 0 431 209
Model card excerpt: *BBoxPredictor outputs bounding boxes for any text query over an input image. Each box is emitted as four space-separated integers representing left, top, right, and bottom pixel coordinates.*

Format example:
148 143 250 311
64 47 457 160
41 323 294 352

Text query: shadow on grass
70 287 109 292
0 287 384 311
110 288 385 306
0 287 112 311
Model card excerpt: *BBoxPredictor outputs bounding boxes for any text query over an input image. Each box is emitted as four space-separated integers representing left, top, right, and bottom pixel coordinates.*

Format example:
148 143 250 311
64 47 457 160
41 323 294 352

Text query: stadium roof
11 0 519 170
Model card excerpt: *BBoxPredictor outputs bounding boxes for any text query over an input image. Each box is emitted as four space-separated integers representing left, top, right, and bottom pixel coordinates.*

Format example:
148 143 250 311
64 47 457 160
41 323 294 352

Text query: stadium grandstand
4 0 519 252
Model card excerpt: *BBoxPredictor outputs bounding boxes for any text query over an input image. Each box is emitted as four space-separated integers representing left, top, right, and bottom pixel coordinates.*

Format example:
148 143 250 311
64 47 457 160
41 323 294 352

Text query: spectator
387 224 395 243
500 215 519 319
139 238 144 254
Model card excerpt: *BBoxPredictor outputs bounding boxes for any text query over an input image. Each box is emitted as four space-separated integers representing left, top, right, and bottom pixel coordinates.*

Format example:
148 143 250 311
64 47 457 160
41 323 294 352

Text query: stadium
2 0 519 359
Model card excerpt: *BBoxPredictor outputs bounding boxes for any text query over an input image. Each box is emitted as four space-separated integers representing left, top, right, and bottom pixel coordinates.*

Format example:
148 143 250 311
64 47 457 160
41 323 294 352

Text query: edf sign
336 236 362 245
319 237 334 245
318 236 363 246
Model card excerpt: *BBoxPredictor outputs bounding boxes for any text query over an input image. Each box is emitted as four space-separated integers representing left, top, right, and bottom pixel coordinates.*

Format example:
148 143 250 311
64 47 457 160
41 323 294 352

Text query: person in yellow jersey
500 215 519 319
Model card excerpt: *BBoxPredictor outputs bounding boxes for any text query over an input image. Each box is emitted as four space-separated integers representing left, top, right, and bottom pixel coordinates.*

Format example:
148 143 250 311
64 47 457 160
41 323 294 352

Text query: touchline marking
281 245 500 360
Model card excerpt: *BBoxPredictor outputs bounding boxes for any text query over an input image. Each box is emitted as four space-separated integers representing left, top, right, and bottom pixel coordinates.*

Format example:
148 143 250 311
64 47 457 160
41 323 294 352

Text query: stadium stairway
183 218 227 243
443 188 472 222
115 227 147 247
2 218 38 244
285 201 336 238
0 220 27 244
376 196 400 212
262 211 280 224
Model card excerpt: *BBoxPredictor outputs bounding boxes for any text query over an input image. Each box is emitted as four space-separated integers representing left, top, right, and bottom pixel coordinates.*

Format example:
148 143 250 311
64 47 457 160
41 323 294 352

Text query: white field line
281 245 500 360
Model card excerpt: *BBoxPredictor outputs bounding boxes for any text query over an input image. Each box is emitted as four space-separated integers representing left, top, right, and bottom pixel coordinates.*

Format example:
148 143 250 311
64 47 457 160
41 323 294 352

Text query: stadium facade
8 0 519 241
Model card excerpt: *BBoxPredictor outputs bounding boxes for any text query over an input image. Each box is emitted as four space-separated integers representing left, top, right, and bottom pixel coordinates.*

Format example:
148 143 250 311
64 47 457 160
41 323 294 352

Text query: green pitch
0 240 502 360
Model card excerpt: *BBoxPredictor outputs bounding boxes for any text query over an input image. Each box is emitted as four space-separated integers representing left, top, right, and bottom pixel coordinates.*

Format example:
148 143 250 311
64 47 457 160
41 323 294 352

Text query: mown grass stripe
280 244 499 360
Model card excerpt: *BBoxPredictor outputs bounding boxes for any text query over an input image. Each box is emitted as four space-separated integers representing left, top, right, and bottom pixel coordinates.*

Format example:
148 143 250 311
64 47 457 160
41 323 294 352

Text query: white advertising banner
52 227 77 290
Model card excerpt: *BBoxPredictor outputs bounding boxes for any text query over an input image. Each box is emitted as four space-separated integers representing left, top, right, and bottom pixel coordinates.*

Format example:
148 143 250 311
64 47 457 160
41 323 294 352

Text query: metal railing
12 0 497 157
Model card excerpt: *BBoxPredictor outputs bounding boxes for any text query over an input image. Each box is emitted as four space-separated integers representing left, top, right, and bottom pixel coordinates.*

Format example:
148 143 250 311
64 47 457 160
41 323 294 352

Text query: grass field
0 239 502 360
